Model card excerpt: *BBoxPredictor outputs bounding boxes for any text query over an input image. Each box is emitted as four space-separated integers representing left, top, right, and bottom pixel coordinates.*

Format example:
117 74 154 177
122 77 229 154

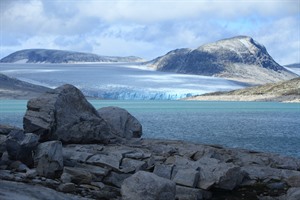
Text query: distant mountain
285 63 300 68
185 77 300 102
0 73 52 99
0 49 144 63
148 36 298 84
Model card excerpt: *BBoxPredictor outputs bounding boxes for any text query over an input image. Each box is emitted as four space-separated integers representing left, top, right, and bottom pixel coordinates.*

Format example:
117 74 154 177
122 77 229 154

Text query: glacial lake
1 100 300 158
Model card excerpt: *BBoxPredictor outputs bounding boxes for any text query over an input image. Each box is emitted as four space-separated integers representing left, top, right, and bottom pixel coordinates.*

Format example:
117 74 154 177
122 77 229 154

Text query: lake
1 100 299 158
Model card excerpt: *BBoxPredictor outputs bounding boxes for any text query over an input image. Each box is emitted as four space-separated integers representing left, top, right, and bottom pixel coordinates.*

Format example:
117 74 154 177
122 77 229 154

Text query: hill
148 36 298 84
0 49 144 64
185 77 300 102
0 73 52 99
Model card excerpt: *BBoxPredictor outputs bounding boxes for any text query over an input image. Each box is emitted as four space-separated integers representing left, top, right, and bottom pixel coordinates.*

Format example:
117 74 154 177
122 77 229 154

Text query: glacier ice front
0 63 245 100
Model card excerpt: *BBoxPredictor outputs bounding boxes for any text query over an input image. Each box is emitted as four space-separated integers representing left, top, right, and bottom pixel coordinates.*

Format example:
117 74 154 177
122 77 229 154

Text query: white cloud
0 0 299 64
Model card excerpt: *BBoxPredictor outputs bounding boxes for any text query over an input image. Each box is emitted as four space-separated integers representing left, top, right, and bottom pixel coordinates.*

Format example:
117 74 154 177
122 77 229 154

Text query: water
1 100 299 158
0 63 244 100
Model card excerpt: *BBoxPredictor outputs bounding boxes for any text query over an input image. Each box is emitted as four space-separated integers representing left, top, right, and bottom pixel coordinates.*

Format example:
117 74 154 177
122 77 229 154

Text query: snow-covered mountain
148 36 298 84
0 49 144 63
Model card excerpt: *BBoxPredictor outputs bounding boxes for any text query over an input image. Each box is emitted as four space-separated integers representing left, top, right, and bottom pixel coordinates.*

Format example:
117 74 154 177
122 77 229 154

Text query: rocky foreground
185 77 300 103
1 84 300 200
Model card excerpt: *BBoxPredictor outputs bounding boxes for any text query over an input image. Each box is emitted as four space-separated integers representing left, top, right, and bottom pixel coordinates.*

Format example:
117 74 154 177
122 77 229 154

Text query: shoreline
1 84 300 199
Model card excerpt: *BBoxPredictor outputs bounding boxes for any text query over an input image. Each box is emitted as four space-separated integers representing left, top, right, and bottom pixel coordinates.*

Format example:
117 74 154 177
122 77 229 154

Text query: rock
61 167 92 185
103 171 131 188
153 164 174 179
0 179 86 200
241 165 300 181
97 106 142 139
124 151 151 159
285 187 300 200
197 157 245 190
9 161 29 172
0 134 6 158
63 148 94 163
287 176 300 187
58 183 76 193
270 155 300 170
121 171 176 200
120 158 147 173
267 182 287 190
6 130 39 166
92 185 121 199
34 141 63 178
86 153 122 171
173 169 199 188
75 163 109 178
25 169 37 179
176 186 205 200
23 84 117 144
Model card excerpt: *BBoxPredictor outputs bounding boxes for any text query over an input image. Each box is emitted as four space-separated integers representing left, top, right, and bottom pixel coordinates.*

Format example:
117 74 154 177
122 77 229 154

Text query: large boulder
121 171 176 200
34 141 63 178
5 130 39 166
97 106 142 139
23 84 117 144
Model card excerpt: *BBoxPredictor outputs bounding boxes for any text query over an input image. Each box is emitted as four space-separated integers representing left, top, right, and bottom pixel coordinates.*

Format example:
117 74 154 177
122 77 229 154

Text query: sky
0 0 299 65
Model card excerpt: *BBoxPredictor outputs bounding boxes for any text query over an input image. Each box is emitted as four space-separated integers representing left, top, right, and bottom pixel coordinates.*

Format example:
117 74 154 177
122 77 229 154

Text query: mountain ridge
148 36 298 84
185 77 300 102
0 49 144 63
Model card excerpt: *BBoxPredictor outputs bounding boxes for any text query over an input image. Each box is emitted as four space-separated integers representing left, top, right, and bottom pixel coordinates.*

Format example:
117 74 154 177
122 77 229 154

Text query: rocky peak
198 36 266 55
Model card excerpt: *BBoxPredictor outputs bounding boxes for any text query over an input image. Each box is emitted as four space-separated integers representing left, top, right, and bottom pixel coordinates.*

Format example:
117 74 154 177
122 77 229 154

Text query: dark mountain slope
0 73 52 99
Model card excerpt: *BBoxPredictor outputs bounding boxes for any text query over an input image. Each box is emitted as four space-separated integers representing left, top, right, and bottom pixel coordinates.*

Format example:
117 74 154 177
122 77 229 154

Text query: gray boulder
98 106 142 139
5 130 39 166
34 141 63 178
23 84 117 144
173 169 199 188
121 171 176 200
197 157 245 190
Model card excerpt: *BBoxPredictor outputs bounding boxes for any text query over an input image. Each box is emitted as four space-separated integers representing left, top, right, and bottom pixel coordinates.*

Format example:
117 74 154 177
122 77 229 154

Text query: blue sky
0 0 299 65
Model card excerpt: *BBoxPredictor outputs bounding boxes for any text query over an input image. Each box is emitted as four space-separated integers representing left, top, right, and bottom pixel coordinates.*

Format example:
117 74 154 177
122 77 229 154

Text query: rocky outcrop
1 84 300 199
185 77 300 102
148 36 298 84
1 138 300 199
121 171 176 200
98 106 142 139
0 49 144 63
23 84 117 143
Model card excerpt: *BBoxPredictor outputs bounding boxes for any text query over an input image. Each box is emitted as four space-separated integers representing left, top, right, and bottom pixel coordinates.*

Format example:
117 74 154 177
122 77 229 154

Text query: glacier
0 63 246 100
